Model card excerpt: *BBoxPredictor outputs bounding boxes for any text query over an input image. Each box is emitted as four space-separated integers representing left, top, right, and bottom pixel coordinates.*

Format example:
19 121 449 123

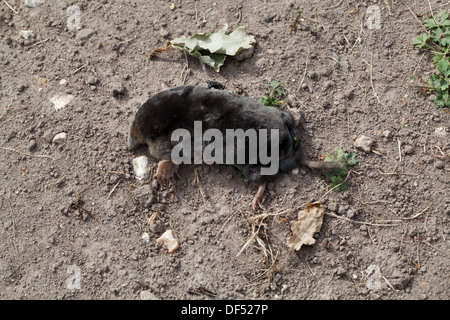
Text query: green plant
258 81 285 106
412 12 450 108
324 150 359 192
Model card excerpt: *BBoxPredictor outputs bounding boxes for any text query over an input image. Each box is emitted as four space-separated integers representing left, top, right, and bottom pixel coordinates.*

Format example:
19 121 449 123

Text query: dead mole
128 83 341 211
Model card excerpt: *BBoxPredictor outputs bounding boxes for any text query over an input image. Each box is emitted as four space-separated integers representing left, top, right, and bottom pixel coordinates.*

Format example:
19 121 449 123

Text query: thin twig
106 180 121 200
0 100 13 121
7 198 19 254
1 146 55 160
297 46 315 91
377 169 419 176
397 138 402 162
118 37 134 45
3 0 18 14
403 1 431 34
326 211 401 227
426 0 436 26
363 55 392 118
401 203 431 220
71 64 87 75
319 0 343 10
382 275 400 292
30 39 49 47
318 170 352 202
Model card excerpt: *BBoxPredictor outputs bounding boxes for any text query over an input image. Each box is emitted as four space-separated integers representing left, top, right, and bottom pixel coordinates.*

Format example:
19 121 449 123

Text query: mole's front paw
156 160 178 185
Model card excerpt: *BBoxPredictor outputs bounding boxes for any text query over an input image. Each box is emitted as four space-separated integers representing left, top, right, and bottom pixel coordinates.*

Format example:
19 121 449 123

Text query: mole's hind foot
156 160 178 185
252 183 267 212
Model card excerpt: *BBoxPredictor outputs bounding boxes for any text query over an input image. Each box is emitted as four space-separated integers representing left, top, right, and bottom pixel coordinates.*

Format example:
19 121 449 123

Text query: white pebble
20 30 35 39
52 132 67 143
50 94 74 111
132 156 149 180
354 135 374 153
25 0 45 7
434 127 446 136
141 232 150 243
156 230 179 253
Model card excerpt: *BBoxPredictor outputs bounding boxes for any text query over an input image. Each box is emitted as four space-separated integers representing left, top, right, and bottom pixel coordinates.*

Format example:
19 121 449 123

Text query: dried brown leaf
287 202 324 251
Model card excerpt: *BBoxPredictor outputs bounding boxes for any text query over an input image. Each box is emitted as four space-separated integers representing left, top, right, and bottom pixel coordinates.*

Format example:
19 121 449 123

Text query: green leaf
436 58 450 76
173 47 226 72
433 54 444 66
432 27 444 41
424 18 437 29
171 24 255 72
436 12 449 26
334 149 344 162
428 74 442 88
270 81 281 89
258 96 268 105
323 153 335 162
435 91 445 108
412 34 431 48
441 78 449 90
343 152 359 166
258 96 280 106
269 81 285 97
432 26 450 47
339 181 349 191
330 176 348 192
443 92 450 105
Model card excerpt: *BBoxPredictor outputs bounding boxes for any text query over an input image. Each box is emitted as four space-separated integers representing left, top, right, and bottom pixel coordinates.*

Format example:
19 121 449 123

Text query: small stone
140 290 159 300
20 30 35 40
434 127 446 136
28 139 37 151
42 129 54 143
25 0 45 7
328 202 338 212
382 130 392 138
354 135 374 153
141 232 150 243
59 79 68 85
149 221 164 234
52 132 67 144
347 209 357 219
234 45 255 62
404 145 414 155
76 29 96 42
159 28 170 38
336 267 346 277
156 230 179 253
133 184 154 207
132 156 149 180
435 160 444 170
17 84 28 93
264 14 276 23
87 76 98 85
419 281 431 293
111 83 127 99
50 94 74 111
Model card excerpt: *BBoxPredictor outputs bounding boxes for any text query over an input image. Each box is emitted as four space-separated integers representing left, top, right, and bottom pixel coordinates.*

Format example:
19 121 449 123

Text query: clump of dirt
0 0 448 300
